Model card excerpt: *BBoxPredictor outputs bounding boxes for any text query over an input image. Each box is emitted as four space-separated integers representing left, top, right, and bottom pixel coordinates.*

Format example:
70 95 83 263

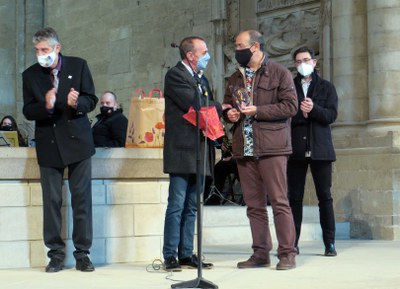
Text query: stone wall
0 148 170 269
43 0 215 121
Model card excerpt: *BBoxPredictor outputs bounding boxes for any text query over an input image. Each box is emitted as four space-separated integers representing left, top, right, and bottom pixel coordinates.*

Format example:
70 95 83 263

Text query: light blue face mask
196 52 211 71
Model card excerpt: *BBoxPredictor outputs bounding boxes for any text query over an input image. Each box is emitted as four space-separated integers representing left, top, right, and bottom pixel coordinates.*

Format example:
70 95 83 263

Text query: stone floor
1 240 400 289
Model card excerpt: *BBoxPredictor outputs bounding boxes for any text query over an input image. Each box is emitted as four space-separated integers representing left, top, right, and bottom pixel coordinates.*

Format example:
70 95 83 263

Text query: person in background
92 91 128 147
162 36 222 272
288 46 338 257
223 30 298 270
0 115 27 147
22 27 97 273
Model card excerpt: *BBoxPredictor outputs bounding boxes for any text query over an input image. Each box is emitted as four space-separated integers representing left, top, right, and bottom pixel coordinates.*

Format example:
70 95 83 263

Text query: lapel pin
68 75 72 79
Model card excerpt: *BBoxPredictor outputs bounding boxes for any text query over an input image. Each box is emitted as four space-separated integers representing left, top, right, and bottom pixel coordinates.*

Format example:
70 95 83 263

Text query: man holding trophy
223 30 298 270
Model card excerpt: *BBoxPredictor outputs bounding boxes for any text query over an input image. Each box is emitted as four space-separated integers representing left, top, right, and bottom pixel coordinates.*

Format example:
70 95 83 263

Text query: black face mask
100 106 113 116
0 125 13 131
235 47 254 67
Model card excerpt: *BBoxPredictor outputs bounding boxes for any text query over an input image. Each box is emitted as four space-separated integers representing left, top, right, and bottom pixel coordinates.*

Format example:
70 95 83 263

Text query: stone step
202 205 349 246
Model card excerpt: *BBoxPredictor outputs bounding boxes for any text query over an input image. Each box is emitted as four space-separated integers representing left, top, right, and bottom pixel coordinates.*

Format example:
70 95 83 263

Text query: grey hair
32 27 60 46
247 30 266 52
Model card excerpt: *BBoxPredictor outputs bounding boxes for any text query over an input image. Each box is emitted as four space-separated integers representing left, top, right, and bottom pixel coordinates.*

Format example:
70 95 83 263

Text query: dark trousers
237 156 296 259
287 159 336 247
214 158 239 193
40 158 93 261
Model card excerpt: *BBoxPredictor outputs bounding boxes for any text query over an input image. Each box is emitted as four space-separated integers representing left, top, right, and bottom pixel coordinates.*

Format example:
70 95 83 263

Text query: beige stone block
0 182 30 206
30 182 69 206
369 49 400 72
30 182 43 206
368 7 400 34
367 0 400 10
0 207 42 241
30 241 48 268
106 205 134 237
336 98 369 123
336 170 392 191
106 181 162 204
91 238 107 265
393 226 400 240
160 180 169 204
203 206 249 227
92 180 107 205
333 0 366 16
203 226 252 246
134 204 166 236
0 241 30 268
360 190 393 215
93 205 108 238
106 236 162 263
372 224 395 240
332 15 366 43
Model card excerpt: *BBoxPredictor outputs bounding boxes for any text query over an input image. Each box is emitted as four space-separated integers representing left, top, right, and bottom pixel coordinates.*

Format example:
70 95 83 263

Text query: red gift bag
182 106 224 140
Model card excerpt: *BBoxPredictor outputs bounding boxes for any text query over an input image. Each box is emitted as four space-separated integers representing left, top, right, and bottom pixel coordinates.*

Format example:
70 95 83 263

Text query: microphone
170 43 179 48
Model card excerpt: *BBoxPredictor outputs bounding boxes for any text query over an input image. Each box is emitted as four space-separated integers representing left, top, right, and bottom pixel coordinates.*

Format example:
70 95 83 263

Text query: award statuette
230 85 250 111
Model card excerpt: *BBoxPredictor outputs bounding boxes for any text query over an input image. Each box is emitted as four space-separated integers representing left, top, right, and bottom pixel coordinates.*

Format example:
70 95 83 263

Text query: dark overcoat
290 72 338 161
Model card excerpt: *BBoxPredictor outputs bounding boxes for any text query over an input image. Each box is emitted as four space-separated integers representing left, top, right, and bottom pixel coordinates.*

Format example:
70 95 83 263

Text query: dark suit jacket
23 55 98 168
163 61 222 175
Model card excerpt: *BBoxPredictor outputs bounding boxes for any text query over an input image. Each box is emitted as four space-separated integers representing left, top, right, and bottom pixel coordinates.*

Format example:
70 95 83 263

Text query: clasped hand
45 88 79 110
300 97 313 118
67 88 79 108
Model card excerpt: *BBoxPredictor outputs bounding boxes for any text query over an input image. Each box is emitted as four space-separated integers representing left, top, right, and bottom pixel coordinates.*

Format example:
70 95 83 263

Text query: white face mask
297 63 314 77
37 49 57 68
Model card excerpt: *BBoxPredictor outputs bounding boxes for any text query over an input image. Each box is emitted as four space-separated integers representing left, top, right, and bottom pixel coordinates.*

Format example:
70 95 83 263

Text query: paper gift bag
182 106 225 140
125 88 165 148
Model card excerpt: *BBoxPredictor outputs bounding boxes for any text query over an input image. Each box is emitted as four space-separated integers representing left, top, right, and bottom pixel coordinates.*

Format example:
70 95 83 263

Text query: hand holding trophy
230 85 250 112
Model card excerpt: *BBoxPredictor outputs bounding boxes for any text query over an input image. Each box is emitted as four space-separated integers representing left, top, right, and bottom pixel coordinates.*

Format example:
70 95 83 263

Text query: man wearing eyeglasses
223 30 298 270
288 46 338 257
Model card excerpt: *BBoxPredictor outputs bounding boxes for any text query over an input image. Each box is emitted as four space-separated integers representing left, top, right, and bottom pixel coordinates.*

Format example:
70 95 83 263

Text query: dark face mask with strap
0 125 13 131
100 106 114 116
235 44 254 67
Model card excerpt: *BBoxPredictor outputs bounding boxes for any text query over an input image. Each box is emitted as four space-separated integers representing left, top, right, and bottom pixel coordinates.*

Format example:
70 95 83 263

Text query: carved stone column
366 0 400 133
332 0 368 132
211 0 227 103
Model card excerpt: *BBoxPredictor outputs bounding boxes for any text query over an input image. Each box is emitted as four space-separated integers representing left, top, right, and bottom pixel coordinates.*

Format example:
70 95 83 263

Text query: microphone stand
172 63 218 289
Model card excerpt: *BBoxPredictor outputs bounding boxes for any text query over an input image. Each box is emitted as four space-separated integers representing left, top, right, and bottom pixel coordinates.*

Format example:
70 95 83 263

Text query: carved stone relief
257 0 316 12
258 8 320 58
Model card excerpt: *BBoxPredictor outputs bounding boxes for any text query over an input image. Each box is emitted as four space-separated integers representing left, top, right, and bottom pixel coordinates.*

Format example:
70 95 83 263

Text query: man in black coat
288 46 338 257
23 27 98 272
162 36 222 271
92 91 128 147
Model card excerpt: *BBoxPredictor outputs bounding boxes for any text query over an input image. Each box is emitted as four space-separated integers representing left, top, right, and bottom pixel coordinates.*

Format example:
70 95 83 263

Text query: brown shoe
276 253 296 270
237 255 270 269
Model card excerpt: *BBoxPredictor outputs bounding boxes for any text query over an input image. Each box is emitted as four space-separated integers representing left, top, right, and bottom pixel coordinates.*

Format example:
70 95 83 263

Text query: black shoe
45 258 64 273
76 256 95 272
163 256 182 272
324 243 337 257
179 255 213 269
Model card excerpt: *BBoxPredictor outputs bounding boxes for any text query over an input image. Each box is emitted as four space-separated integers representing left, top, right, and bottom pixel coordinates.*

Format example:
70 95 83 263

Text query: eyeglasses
294 58 314 65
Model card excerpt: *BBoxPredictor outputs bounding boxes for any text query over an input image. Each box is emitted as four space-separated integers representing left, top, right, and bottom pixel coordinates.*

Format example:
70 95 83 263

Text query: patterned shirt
243 67 256 156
